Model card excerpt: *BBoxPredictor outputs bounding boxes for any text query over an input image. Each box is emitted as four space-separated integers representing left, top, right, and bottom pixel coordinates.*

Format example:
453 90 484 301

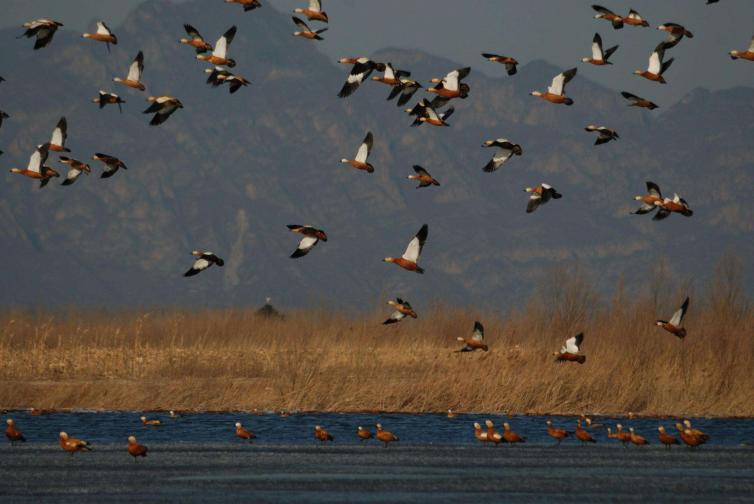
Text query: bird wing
184 24 203 40
564 333 584 353
621 91 639 102
526 193 542 213
648 47 662 74
412 165 430 177
192 258 210 272
748 35 754 53
309 0 322 12
127 51 144 81
96 21 112 35
292 16 312 31
297 235 319 253
472 321 484 341
646 181 662 198
213 26 236 58
592 33 604 60
50 117 66 146
354 131 373 163
443 69 460 91
401 224 428 262
548 68 576 96
669 297 689 326
383 63 396 80
27 145 48 174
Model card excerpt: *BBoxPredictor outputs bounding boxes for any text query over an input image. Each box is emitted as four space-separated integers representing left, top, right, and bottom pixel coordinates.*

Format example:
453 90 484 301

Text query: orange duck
485 420 503 445
629 428 649 446
127 436 148 460
592 5 624 29
341 131 374 173
375 424 399 448
371 63 409 86
235 422 256 442
502 422 525 444
456 321 488 352
530 67 577 105
59 157 91 186
383 298 418 325
634 44 674 84
632 181 663 215
656 297 689 338
614 424 632 447
657 426 680 448
623 9 649 27
5 419 26 445
196 26 237 67
59 432 92 454
473 422 488 443
653 194 693 220
314 425 334 443
553 333 585 363
140 415 162 426
225 0 262 12
657 23 693 48
287 225 327 258
730 36 754 61
180 24 212 53
546 420 570 445
92 91 125 112
292 16 327 40
9 143 59 188
384 224 428 273
19 19 63 50
407 165 440 188
582 33 619 65
621 91 658 110
294 0 328 23
481 53 518 75
92 152 127 178
82 21 117 52
357 426 373 442
481 138 522 172
575 420 596 445
427 67 470 99
113 51 145 91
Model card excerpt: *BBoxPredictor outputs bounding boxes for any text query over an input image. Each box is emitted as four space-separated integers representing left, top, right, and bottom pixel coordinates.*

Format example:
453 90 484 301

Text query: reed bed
1 268 752 417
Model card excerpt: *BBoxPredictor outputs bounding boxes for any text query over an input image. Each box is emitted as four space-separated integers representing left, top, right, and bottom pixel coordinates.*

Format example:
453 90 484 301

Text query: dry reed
1 263 752 417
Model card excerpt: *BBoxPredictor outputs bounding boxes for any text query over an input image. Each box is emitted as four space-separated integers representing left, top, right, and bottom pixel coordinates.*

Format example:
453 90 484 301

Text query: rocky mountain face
0 0 751 311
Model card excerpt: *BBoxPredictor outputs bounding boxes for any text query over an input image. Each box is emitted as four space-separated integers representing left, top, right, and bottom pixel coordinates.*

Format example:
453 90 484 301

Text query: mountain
0 0 752 311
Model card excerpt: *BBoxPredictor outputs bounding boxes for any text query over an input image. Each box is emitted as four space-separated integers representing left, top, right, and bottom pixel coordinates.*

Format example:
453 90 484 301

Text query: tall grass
1 263 751 416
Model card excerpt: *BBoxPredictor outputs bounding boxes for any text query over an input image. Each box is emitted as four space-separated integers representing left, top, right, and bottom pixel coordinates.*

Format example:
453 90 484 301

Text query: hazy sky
3 0 753 105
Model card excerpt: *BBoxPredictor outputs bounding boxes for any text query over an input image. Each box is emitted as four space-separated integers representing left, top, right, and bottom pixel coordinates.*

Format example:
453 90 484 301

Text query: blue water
4 411 752 446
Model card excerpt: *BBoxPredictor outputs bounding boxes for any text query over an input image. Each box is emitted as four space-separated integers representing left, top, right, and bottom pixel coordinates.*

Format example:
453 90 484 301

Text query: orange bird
730 35 754 61
357 426 373 442
546 420 570 445
225 0 262 12
530 68 577 105
407 165 440 189
629 428 649 446
180 24 212 53
5 419 26 445
235 422 256 442
140 416 162 426
656 297 689 339
553 332 586 363
294 0 328 23
314 425 334 443
502 422 525 444
457 321 489 352
575 420 596 445
384 224 428 273
634 44 674 84
375 424 399 448
82 21 117 52
658 426 680 448
473 422 488 443
341 131 375 173
127 436 148 460
485 420 503 445
59 432 92 454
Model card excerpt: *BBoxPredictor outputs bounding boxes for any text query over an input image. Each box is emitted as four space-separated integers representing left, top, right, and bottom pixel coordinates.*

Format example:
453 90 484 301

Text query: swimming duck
82 21 117 53
127 436 148 460
481 138 522 172
485 420 503 445
235 422 256 442
473 422 488 443
314 425 334 443
383 298 418 325
546 420 570 445
48 117 70 152
292 16 327 40
59 157 91 186
456 321 488 352
196 26 237 67
629 427 649 446
113 51 145 91
481 53 518 75
383 224 428 274
340 131 374 173
632 181 663 215
19 19 63 50
140 416 161 426
180 24 212 53
184 251 225 277
407 165 440 188
575 420 596 444
634 43 674 84
59 432 92 454
502 422 525 444
530 68 577 105
287 224 327 258
143 96 183 126
294 0 328 23
658 426 680 448
524 184 562 213
621 91 658 110
553 332 586 363
585 125 619 145
92 153 127 178
93 91 125 112
582 33 618 65
357 426 373 442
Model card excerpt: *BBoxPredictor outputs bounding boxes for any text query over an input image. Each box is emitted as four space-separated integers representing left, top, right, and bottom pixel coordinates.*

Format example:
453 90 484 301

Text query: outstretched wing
472 321 484 341
355 131 373 163
127 51 144 81
401 224 428 262
669 297 689 326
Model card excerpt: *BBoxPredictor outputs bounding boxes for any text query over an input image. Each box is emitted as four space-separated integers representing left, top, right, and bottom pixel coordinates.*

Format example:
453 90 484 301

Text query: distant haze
3 0 753 106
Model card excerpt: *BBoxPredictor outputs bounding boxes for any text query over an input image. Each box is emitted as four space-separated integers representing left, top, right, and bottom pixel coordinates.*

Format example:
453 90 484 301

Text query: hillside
0 0 752 311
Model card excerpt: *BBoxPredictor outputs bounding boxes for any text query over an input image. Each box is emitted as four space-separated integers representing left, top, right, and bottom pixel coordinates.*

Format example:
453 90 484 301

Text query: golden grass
1 266 752 416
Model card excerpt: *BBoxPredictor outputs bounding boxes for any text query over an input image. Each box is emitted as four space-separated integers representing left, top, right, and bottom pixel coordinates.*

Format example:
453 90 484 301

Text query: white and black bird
205 67 250 94
456 321 489 352
481 139 522 172
387 78 421 106
184 251 225 277
92 153 127 179
18 19 63 50
337 57 384 98
582 33 619 65
113 51 145 91
524 184 562 213
143 96 183 126
382 298 418 325
585 125 619 145
92 91 125 112
287 225 327 258
59 157 91 186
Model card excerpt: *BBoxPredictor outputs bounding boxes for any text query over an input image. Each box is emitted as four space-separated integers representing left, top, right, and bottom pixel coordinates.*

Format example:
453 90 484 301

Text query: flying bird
481 53 518 75
730 35 754 61
481 138 522 172
427 67 471 99
113 51 145 91
592 5 623 29
93 90 125 112
632 181 663 215
456 321 488 352
554 333 586 363
634 43 674 84
383 224 428 273
58 157 91 186
127 436 148 460
197 26 237 67
623 9 649 27
407 165 440 188
8 143 59 188
530 68 577 105
653 193 693 220
371 63 409 86
341 131 374 173
621 91 658 110
294 0 328 22
657 23 694 48
48 117 70 152
287 225 327 258
386 77 421 106
524 184 562 213
82 21 117 52
656 297 690 338
337 57 384 98
143 96 183 126
18 19 63 50
585 125 619 145
225 0 262 11
0 110 8 129
184 251 224 277
92 153 128 178
180 24 212 53
292 16 327 40
205 67 250 94
383 298 418 325
582 33 618 65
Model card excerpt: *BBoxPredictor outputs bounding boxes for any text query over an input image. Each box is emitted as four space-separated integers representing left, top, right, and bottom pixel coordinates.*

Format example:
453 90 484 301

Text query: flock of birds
0 0 747 442
4 412 712 458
